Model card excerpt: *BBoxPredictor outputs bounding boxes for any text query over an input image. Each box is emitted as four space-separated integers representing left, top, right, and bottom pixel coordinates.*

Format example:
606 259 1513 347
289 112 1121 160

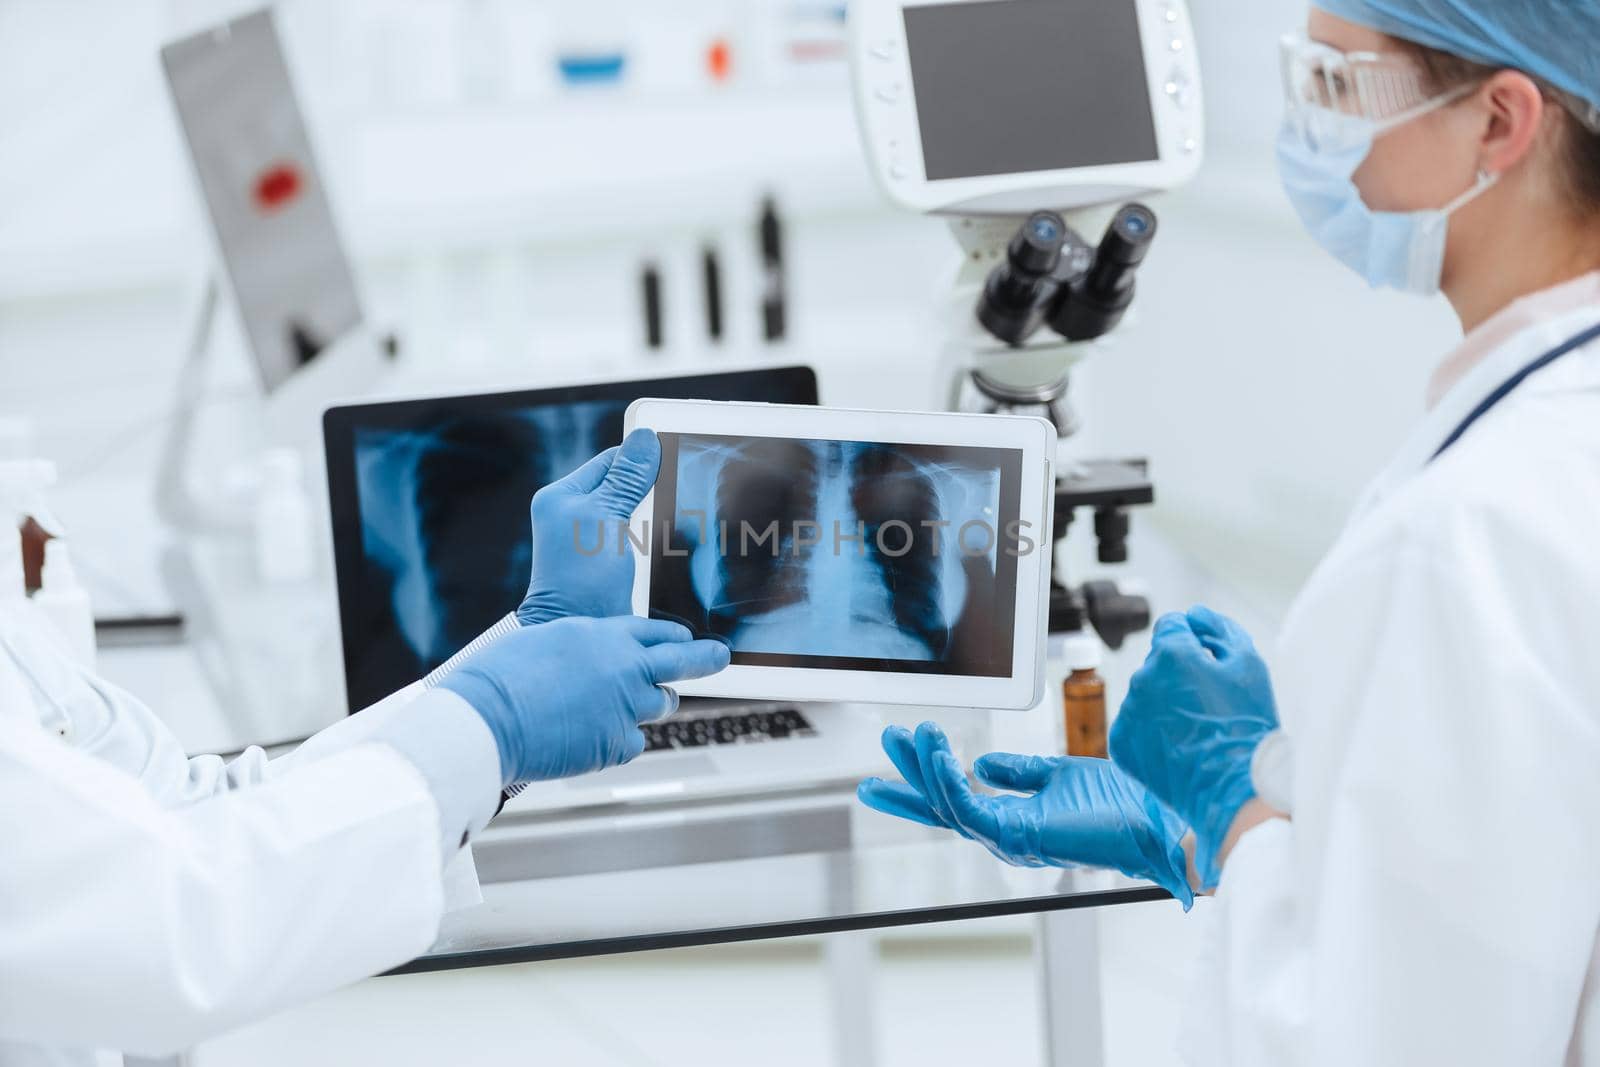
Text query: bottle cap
1062 630 1102 671
0 459 64 539
42 539 79 591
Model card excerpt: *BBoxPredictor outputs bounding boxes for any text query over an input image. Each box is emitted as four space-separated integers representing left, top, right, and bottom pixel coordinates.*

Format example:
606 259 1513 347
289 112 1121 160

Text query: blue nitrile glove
441 615 730 787
858 722 1194 908
518 428 660 626
1109 605 1279 890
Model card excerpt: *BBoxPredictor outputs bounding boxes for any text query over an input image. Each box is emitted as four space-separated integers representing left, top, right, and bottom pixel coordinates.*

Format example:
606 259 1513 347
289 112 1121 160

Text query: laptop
322 367 889 812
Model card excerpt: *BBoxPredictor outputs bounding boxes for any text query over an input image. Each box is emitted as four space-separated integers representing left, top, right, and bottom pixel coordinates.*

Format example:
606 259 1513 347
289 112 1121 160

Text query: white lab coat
1183 306 1600 1064
0 605 467 1066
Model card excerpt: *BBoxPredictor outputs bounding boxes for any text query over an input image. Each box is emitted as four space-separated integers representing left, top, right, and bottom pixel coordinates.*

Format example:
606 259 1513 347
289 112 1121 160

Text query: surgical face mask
1275 98 1498 295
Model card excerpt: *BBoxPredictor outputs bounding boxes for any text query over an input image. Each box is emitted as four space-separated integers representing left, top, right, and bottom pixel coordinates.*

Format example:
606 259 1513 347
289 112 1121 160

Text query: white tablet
626 400 1056 710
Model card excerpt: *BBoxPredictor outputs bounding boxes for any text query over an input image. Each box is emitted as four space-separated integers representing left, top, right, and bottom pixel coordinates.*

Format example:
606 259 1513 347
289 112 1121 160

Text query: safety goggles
1280 31 1474 149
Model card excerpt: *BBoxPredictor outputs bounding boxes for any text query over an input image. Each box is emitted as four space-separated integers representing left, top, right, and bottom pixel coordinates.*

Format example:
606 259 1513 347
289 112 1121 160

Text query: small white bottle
35 539 96 670
254 449 316 585
0 456 33 608
0 521 25 607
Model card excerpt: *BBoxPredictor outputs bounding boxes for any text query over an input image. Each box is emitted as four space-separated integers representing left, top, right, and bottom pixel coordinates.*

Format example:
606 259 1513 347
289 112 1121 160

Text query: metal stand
824 931 881 1067
1036 892 1106 1067
822 848 881 1066
153 274 250 535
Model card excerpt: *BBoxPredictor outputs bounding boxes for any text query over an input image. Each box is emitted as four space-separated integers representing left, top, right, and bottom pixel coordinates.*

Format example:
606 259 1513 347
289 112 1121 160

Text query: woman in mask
859 3 1600 1063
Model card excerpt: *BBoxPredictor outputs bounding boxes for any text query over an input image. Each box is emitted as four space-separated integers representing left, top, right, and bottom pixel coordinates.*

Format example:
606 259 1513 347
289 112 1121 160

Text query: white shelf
339 91 880 253
0 91 884 303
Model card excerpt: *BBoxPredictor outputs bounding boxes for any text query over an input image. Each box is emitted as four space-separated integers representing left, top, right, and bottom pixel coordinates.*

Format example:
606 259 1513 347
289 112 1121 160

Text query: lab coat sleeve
1185 538 1600 1066
0 613 274 807
271 612 521 862
283 686 504 862
0 722 448 1057
8 609 502 861
1179 821 1306 1066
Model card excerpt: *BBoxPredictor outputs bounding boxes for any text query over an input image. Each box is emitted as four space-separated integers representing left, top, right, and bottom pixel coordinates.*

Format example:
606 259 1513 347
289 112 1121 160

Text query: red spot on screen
254 163 302 213
708 38 732 82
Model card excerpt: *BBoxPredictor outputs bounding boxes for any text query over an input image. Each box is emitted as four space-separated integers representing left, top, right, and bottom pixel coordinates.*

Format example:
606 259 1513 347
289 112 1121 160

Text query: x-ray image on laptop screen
649 433 1025 676
325 367 819 713
353 400 624 680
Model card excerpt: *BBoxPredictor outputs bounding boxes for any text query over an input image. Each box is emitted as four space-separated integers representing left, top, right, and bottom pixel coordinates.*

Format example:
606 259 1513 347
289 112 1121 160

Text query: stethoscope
1430 318 1600 462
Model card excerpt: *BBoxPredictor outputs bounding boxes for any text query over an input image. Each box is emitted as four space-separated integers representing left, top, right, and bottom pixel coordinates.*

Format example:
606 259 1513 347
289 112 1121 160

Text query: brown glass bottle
1059 627 1108 760
1063 667 1107 757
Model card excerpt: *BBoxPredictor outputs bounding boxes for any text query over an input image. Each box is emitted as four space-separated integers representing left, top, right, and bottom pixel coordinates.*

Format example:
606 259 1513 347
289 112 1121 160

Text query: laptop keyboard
641 708 817 754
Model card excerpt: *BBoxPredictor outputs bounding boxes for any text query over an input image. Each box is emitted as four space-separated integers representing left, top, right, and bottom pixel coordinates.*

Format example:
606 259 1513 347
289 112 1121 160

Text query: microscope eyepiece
976 211 1069 346
1048 202 1158 343
1015 213 1065 268
1089 203 1157 286
1006 210 1065 278
1029 215 1062 241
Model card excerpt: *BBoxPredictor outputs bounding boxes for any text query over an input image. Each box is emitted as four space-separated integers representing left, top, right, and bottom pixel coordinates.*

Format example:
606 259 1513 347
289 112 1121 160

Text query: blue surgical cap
1314 0 1600 122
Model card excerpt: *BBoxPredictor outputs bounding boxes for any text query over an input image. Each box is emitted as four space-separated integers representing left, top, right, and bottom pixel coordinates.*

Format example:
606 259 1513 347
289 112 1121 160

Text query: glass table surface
395 784 1169 975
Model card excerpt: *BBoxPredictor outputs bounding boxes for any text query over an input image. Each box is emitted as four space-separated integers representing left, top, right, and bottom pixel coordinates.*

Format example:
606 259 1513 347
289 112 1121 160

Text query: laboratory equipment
848 0 1206 658
758 198 787 342
703 246 724 343
625 399 1055 709
158 9 393 533
162 9 363 395
556 51 629 87
641 262 664 349
0 452 62 597
1048 461 1155 650
321 367 888 814
322 366 816 708
1 511 23 606
1060 630 1106 757
851 0 1201 215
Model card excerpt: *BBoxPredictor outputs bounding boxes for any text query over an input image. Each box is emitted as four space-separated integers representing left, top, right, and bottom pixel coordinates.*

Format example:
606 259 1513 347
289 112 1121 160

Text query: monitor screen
162 11 362 391
324 368 819 712
903 0 1160 181
648 432 1025 676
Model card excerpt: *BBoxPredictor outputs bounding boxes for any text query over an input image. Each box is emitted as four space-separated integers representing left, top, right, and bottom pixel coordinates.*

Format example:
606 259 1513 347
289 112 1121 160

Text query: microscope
848 0 1205 652
964 204 1163 650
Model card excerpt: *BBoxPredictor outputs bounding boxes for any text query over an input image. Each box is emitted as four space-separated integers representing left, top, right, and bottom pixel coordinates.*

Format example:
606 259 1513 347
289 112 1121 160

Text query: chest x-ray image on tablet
628 401 1054 709
653 435 1017 674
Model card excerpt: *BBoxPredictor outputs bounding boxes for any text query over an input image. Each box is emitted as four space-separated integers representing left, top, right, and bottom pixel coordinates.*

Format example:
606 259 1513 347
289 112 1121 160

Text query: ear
1474 70 1546 176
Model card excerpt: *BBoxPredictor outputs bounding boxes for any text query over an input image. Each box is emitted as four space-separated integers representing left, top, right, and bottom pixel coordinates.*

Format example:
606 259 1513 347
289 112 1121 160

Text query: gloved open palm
518 428 660 626
858 723 1194 907
1109 605 1279 889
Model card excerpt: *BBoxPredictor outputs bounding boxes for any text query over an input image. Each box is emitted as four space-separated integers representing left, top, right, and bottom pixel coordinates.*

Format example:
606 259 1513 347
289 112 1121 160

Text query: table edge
386 884 1172 975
